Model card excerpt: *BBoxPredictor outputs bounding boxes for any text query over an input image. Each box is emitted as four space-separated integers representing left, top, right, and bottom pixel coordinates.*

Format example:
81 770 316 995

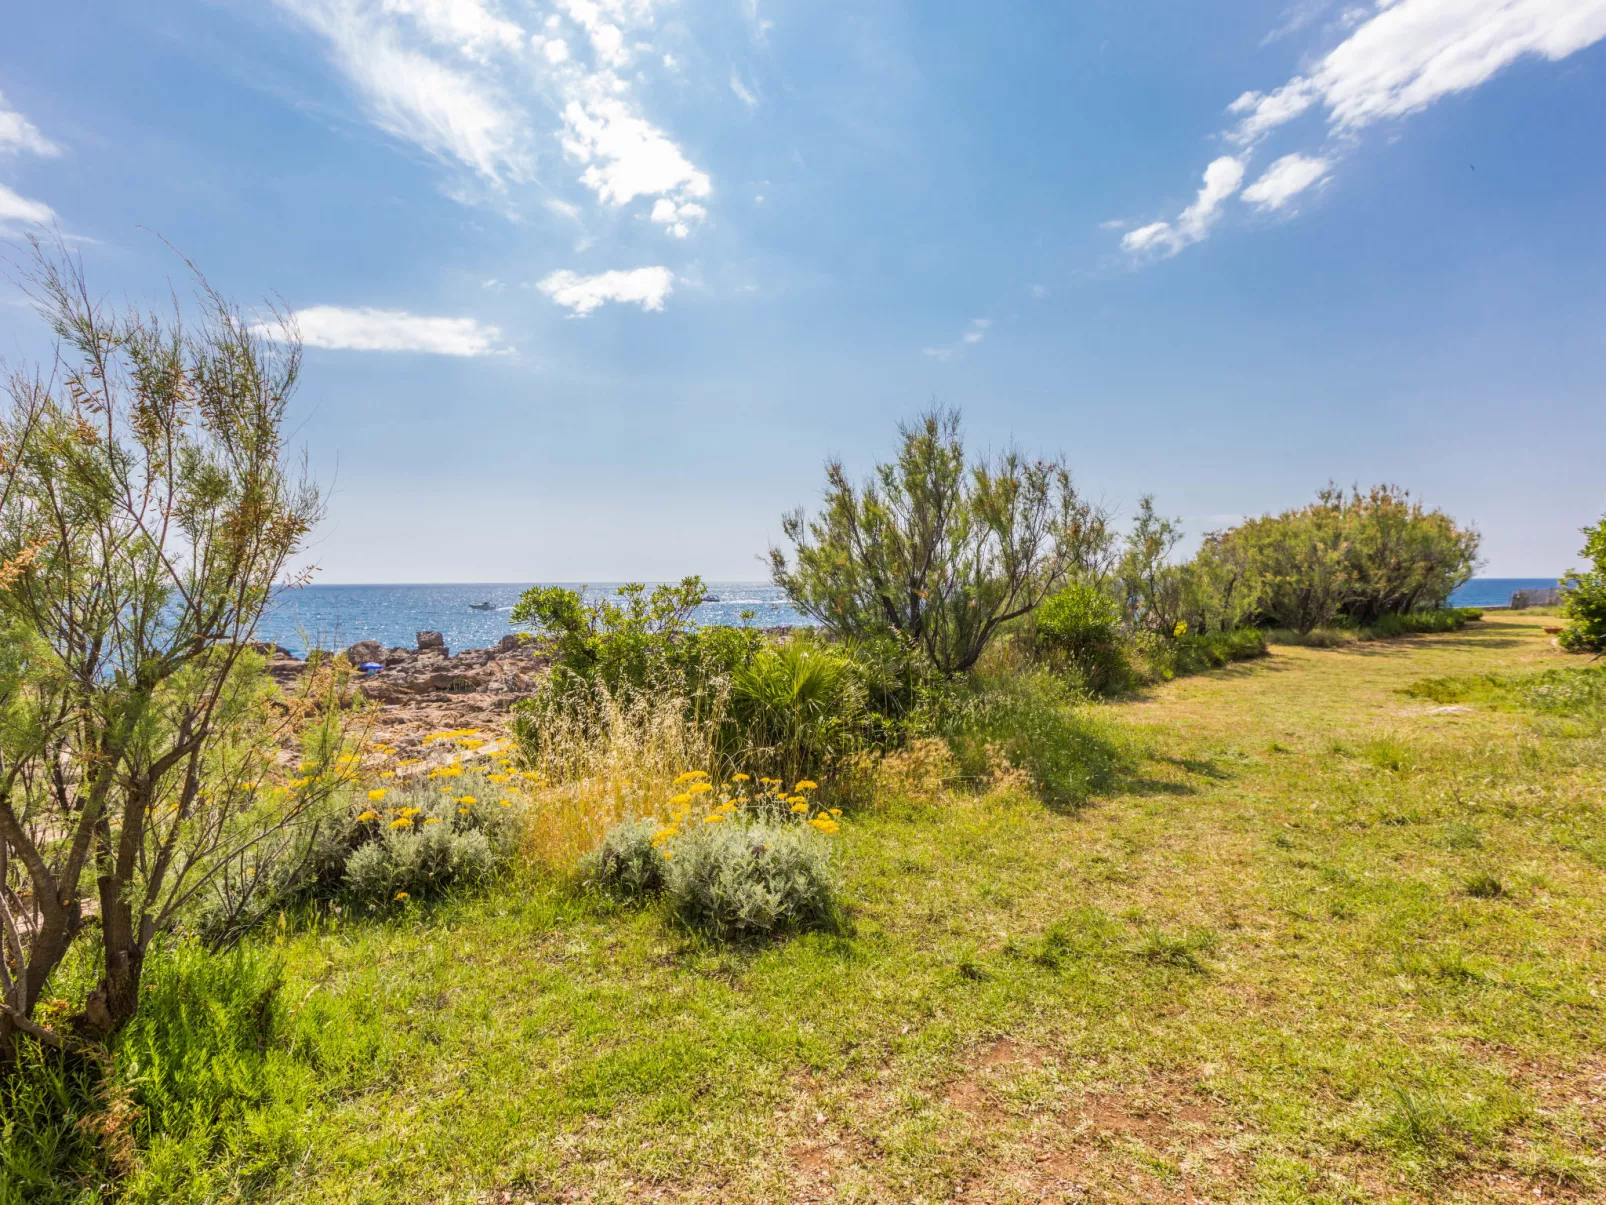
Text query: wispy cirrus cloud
1121 0 1606 260
273 0 715 242
538 265 674 314
259 305 506 355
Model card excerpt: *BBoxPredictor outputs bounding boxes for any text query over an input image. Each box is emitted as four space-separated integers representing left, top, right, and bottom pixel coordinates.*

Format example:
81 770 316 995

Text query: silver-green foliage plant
343 822 495 908
665 819 838 941
771 408 1111 677
580 816 666 899
0 242 329 1054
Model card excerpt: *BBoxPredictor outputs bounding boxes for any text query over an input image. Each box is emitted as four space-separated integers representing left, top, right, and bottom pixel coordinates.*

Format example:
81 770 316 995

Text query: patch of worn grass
18 612 1606 1204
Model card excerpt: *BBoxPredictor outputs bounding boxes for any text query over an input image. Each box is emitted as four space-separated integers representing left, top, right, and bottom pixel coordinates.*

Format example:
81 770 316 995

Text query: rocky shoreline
259 625 794 760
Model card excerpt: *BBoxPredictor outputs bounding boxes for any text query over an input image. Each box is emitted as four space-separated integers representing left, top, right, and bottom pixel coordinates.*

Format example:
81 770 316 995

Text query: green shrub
511 577 762 707
770 407 1113 676
943 668 1128 809
665 819 839 941
1560 512 1606 653
1034 581 1132 694
728 637 868 783
581 816 666 899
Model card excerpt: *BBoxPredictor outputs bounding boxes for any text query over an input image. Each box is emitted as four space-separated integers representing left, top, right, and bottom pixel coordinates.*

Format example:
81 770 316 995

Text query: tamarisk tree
0 243 328 1055
771 408 1108 675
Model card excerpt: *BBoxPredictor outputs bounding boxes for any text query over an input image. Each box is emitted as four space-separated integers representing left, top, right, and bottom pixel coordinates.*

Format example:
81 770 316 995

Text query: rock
498 633 524 653
416 630 447 654
346 640 385 665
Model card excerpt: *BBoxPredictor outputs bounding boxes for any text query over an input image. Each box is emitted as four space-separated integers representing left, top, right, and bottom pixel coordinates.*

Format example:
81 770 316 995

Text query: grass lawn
201 613 1605 1203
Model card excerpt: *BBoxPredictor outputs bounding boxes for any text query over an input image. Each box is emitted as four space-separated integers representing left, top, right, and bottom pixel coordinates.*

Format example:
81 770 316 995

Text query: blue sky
2 0 1604 581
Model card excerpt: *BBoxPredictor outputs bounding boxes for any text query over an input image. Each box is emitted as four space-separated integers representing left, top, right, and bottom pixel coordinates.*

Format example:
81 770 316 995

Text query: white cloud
1324 0 1606 132
1122 156 1245 257
273 0 530 183
1121 0 1606 258
1029 284 1049 299
0 184 55 227
924 316 991 359
276 0 718 237
261 305 505 355
538 266 674 314
0 92 61 157
730 73 759 108
561 87 712 215
1231 0 1606 143
650 197 706 237
1243 153 1332 209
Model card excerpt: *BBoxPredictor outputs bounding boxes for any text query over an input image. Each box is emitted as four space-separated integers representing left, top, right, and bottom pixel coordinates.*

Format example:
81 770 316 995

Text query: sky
2 0 1604 582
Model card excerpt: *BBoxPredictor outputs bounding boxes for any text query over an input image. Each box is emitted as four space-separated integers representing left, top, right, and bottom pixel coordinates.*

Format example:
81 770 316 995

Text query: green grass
9 612 1606 1203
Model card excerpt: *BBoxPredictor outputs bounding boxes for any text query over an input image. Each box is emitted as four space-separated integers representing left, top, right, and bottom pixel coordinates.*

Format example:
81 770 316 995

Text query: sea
255 583 810 658
254 577 1562 659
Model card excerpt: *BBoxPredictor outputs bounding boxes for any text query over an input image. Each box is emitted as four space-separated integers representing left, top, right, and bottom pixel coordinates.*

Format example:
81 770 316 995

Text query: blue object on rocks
358 662 384 673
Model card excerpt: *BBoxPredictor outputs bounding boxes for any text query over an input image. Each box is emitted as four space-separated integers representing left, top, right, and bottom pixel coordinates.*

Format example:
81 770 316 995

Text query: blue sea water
1447 577 1562 608
256 577 1560 659
256 583 810 658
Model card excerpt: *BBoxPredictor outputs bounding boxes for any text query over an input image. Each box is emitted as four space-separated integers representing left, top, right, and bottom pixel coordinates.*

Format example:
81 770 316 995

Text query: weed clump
1464 872 1505 899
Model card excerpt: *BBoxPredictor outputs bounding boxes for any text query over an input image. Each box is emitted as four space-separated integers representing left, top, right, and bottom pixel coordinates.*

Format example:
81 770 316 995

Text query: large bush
1210 485 1479 633
1560 512 1606 653
771 408 1112 676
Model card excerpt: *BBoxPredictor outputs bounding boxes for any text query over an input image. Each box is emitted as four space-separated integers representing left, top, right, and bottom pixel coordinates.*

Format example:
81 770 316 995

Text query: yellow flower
672 771 696 785
670 792 693 806
457 795 477 806
368 788 387 802
688 782 713 795
790 802 809 814
389 817 411 828
795 780 818 791
1174 620 1189 637
357 809 380 821
687 769 709 780
288 776 310 790
398 758 421 767
381 770 396 778
732 772 751 782
487 773 509 784
809 816 839 835
829 808 843 818
704 813 724 824
424 817 443 825
785 795 806 805
400 806 422 818
499 799 512 807
394 891 409 901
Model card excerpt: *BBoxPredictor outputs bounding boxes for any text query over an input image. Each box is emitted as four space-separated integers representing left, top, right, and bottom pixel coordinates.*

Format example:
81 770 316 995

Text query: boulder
345 639 385 665
497 633 524 653
416 630 447 654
